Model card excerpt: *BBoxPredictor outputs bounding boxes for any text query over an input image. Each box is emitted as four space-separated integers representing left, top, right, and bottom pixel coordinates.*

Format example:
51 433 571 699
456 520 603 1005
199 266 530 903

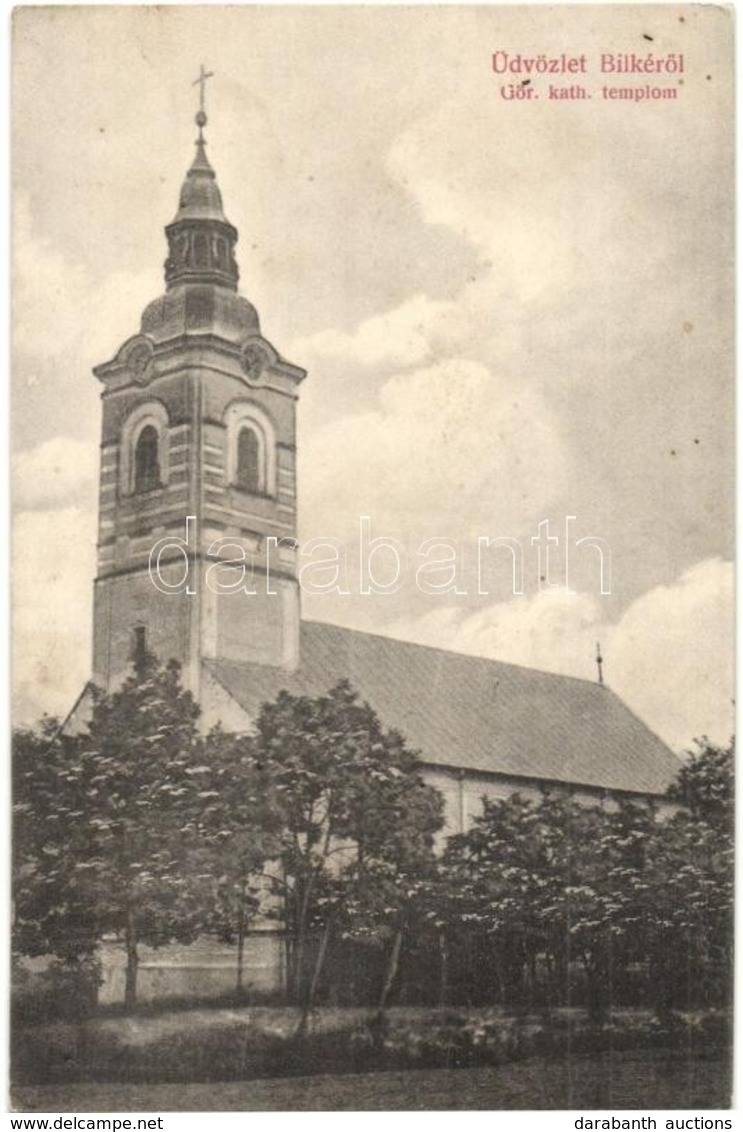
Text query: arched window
235 426 261 494
120 400 170 497
193 232 208 268
134 425 160 492
225 401 276 497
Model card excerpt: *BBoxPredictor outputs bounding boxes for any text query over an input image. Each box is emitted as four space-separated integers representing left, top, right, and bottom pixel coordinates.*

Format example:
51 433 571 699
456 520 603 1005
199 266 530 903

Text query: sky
11 5 735 752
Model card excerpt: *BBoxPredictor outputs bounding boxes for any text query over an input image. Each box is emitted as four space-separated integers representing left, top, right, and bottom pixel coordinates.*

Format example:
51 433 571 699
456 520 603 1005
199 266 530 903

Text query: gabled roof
208 620 681 797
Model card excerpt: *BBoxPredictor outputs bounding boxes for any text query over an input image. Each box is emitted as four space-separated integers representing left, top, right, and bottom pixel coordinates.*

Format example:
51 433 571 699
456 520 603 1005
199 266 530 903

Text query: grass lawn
13 1050 733 1111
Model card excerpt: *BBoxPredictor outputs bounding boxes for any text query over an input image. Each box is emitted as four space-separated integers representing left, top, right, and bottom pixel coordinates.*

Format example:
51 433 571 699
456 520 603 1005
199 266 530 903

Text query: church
87 101 681 999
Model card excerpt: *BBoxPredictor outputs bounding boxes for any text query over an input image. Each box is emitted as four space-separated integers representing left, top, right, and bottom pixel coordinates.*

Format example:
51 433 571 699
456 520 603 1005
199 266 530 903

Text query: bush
12 957 101 1027
12 1005 733 1086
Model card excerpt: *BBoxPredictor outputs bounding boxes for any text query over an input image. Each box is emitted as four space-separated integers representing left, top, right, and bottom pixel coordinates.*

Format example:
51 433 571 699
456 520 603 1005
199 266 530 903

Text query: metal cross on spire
193 64 214 113
192 65 215 137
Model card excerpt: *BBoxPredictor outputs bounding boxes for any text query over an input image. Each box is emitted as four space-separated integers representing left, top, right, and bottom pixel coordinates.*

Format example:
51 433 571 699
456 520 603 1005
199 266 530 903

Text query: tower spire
163 68 239 291
596 641 605 686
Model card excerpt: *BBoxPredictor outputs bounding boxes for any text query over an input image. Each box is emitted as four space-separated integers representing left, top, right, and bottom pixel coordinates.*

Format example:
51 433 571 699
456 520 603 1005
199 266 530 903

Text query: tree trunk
585 951 608 1026
438 930 448 1008
378 927 404 1013
298 917 332 1035
528 951 538 1006
124 912 138 1009
490 940 506 1004
293 926 305 1006
293 877 314 1006
308 917 332 1008
236 903 246 994
563 922 572 1009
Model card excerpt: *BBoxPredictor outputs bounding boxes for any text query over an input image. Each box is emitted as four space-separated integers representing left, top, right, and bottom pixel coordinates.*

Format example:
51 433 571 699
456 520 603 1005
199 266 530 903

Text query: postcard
11 4 735 1115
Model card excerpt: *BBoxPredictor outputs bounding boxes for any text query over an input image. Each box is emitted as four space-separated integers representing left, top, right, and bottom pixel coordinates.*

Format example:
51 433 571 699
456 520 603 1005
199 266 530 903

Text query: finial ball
195 110 208 128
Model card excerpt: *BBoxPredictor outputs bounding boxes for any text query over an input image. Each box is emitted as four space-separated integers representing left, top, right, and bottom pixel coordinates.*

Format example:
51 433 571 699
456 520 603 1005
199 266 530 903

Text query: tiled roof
208 620 681 797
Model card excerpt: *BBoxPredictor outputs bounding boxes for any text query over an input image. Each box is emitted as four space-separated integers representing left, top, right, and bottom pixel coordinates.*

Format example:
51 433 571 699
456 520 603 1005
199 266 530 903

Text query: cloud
382 81 733 424
14 195 90 362
13 507 97 725
606 558 734 753
13 192 158 454
293 293 472 371
379 557 734 753
13 438 98 511
300 356 569 547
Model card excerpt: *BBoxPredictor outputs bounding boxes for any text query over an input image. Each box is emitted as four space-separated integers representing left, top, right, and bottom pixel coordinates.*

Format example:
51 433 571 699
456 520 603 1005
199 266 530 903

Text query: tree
440 791 659 1018
14 657 227 1007
638 809 733 1014
201 726 284 993
78 656 225 1005
252 680 443 1020
667 736 734 827
440 735 735 1020
336 812 442 1016
642 737 736 1014
543 795 658 1021
13 717 100 964
441 793 550 1005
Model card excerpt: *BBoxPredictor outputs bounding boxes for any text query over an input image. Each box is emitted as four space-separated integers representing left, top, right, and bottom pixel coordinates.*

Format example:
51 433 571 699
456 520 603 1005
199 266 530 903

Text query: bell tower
92 90 306 698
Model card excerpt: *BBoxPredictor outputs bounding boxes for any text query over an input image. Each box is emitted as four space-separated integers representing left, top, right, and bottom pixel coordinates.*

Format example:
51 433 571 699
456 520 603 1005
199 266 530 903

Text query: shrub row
13 1007 732 1086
